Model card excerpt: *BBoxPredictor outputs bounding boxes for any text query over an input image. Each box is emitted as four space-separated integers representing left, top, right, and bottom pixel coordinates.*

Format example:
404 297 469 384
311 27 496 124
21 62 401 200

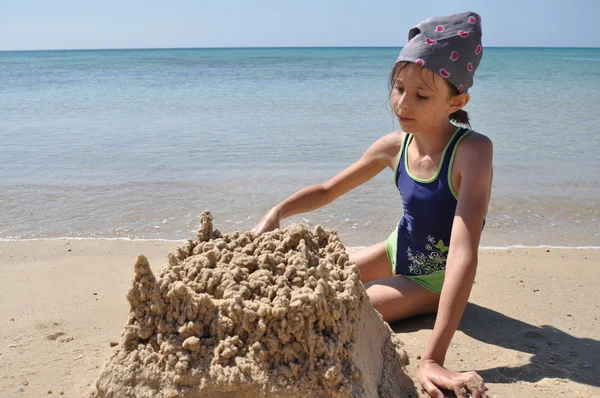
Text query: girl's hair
389 62 471 128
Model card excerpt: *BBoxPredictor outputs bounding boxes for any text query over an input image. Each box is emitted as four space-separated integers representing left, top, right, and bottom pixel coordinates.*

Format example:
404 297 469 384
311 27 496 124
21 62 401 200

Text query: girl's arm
418 133 493 398
253 132 402 234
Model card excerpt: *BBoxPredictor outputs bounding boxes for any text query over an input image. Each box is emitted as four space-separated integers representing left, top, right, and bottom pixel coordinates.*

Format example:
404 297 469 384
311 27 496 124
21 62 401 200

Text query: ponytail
450 109 470 127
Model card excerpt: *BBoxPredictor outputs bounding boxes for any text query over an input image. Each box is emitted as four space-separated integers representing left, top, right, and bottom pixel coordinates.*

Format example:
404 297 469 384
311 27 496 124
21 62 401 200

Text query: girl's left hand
417 359 487 398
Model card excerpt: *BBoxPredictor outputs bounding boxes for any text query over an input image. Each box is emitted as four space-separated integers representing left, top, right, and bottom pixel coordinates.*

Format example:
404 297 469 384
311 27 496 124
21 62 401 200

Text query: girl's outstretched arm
417 133 493 398
252 132 403 234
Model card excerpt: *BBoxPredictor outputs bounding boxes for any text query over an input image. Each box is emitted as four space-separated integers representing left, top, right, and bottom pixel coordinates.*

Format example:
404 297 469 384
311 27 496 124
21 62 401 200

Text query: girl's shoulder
379 130 406 152
363 131 406 170
366 130 405 155
459 130 493 155
454 130 493 170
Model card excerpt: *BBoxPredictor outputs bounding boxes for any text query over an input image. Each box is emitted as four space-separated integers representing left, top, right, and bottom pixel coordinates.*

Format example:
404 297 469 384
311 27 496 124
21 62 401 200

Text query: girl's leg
349 242 440 323
364 276 440 323
348 241 393 283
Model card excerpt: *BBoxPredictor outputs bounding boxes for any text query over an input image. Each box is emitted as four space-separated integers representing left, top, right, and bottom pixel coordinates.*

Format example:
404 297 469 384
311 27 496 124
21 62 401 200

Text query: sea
1 47 599 248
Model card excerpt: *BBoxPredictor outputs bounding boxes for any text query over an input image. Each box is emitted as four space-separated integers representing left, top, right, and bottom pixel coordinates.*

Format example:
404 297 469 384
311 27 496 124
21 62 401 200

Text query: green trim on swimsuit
447 129 472 200
393 134 406 184
404 126 462 183
406 272 445 295
386 227 398 275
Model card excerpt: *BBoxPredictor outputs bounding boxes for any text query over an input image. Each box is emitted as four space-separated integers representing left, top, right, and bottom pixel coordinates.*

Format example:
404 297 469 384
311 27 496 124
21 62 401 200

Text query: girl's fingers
475 382 487 398
453 383 468 398
465 372 486 398
458 372 485 398
470 387 482 398
419 377 444 398
422 368 487 398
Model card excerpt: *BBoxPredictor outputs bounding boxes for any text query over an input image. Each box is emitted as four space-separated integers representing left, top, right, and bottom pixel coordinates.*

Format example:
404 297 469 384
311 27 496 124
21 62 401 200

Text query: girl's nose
396 96 409 112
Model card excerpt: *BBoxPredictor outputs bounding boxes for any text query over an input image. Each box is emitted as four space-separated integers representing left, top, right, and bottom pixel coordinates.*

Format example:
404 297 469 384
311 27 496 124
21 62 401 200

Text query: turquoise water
1 47 598 246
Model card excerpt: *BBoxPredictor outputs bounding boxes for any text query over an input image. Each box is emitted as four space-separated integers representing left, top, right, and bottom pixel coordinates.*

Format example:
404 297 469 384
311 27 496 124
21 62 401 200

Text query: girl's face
391 63 466 134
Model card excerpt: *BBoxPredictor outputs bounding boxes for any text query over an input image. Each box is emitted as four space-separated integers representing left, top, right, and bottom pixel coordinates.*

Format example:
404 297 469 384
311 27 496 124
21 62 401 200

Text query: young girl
253 12 491 398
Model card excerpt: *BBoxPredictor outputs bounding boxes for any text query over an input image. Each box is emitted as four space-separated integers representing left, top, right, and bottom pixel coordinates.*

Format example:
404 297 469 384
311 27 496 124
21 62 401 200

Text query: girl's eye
396 87 427 99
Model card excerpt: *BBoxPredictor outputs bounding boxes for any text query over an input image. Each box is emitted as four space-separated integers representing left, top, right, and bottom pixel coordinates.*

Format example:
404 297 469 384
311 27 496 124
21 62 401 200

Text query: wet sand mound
91 212 413 397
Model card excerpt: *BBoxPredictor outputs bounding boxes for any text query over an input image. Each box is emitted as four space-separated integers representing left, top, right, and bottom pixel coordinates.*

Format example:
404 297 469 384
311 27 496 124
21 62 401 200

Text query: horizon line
2 45 599 53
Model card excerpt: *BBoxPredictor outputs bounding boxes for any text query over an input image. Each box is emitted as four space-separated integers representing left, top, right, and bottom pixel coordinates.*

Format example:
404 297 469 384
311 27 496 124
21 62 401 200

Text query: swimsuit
386 126 475 294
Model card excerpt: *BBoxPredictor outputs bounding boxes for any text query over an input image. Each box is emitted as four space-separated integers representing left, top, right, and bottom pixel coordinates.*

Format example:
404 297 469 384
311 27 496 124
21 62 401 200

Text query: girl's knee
345 246 357 257
350 241 392 283
364 277 440 321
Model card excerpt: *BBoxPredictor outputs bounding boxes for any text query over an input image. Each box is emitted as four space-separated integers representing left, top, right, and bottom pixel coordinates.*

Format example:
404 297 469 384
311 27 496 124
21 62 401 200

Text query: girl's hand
417 359 486 398
251 208 281 235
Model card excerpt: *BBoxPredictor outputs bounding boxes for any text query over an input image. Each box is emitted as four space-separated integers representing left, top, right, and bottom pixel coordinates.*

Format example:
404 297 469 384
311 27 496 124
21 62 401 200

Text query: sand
89 212 412 397
0 238 598 397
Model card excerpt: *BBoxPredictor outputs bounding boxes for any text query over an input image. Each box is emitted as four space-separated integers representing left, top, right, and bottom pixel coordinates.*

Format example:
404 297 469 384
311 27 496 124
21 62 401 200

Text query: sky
1 0 599 51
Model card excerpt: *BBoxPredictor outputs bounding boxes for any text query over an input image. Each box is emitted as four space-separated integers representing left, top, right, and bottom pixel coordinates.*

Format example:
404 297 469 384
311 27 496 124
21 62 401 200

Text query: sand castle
91 211 413 397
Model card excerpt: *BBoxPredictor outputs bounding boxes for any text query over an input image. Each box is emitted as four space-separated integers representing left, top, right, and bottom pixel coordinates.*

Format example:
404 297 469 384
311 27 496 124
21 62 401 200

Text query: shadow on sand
391 302 598 391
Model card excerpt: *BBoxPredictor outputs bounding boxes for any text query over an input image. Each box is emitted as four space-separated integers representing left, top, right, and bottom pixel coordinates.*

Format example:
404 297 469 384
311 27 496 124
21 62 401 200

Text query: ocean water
1 47 599 247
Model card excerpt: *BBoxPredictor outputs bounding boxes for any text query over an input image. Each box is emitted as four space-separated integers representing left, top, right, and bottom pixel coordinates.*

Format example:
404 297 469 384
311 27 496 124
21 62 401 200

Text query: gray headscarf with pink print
396 12 483 93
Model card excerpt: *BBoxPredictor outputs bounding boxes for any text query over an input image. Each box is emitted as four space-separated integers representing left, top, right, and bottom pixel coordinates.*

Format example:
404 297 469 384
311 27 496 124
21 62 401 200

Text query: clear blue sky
2 0 598 51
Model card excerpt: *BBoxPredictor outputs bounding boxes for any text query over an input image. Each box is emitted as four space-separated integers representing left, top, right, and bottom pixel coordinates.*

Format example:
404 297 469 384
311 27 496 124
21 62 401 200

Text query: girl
253 12 491 398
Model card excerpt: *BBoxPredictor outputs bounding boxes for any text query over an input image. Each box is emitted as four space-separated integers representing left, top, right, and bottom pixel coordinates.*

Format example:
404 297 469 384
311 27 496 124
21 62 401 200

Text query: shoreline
1 236 599 250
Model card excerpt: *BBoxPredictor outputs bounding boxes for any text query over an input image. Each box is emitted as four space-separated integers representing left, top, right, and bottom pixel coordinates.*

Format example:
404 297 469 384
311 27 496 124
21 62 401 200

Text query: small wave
0 237 185 243
478 244 600 250
346 245 600 251
1 238 598 250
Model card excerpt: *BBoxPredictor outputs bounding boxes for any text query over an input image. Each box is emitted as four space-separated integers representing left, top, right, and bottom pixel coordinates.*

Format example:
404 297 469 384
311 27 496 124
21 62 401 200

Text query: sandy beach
0 239 598 397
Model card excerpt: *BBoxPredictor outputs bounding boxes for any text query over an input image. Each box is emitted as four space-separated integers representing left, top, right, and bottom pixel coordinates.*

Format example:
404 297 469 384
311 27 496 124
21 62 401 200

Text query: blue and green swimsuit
386 127 476 294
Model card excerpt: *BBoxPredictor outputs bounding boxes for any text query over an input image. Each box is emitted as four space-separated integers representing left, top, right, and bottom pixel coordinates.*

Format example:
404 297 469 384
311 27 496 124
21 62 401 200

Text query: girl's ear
448 93 470 114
